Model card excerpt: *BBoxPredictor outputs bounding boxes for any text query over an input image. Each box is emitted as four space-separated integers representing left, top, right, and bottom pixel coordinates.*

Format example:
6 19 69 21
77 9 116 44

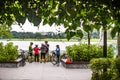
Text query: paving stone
0 62 92 80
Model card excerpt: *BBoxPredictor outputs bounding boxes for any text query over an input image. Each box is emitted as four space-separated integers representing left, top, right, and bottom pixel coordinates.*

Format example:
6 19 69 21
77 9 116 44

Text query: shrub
0 42 18 61
89 57 120 80
66 44 114 62
89 58 114 80
112 57 120 79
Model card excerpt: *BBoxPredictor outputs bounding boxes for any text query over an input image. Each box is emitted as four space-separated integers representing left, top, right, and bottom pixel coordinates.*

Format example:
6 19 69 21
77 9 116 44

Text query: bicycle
50 51 60 66
19 49 26 66
50 51 58 65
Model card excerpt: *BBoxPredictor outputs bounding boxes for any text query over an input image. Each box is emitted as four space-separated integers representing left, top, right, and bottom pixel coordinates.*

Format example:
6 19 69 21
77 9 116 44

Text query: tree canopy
0 0 120 39
0 24 12 38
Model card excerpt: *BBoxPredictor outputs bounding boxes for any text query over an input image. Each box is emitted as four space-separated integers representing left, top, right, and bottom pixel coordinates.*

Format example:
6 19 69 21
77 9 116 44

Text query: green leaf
43 19 48 25
32 17 42 26
94 24 101 31
110 26 118 38
49 17 57 26
63 22 69 28
83 25 91 33
49 0 53 6
16 15 26 25
0 24 12 38
76 30 83 38
65 29 75 41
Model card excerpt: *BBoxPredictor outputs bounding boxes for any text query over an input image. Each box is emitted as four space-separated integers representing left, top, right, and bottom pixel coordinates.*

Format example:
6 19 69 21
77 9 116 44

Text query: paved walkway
0 62 92 80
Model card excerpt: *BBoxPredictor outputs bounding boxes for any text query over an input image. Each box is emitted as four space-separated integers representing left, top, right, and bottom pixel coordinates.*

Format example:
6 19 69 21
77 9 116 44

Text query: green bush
89 58 113 71
66 44 114 62
89 58 114 80
0 42 18 61
89 57 120 80
112 57 120 80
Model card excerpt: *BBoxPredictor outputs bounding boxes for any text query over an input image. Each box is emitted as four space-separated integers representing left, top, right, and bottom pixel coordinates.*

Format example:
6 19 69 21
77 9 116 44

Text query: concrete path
0 62 92 80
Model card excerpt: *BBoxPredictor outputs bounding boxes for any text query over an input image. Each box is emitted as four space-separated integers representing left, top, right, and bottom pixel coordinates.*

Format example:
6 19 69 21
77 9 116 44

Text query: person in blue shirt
56 45 60 66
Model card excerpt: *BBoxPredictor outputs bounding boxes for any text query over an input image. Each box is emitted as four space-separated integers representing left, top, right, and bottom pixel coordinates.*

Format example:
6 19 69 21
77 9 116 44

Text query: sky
11 19 66 33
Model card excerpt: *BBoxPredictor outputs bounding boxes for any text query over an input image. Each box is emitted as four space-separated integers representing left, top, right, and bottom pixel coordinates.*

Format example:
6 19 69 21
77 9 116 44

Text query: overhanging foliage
0 0 120 40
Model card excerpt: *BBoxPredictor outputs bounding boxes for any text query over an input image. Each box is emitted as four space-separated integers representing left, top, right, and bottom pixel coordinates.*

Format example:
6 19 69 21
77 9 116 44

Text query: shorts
41 53 46 59
46 50 49 54
29 53 33 56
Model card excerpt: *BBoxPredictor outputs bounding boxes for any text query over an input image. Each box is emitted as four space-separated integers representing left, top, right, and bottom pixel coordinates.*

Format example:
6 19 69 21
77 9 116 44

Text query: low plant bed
0 58 25 68
66 44 114 62
0 42 26 68
61 59 89 69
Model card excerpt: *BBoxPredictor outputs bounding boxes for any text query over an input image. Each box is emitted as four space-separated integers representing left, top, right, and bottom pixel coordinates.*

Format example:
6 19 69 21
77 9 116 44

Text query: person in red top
34 45 40 62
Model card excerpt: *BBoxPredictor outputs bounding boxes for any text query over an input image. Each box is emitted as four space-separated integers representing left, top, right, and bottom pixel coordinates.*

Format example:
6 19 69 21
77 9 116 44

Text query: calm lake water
0 40 79 51
0 40 118 55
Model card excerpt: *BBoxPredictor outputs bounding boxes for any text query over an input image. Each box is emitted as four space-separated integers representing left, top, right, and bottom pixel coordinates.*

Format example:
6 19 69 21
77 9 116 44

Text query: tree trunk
88 32 90 45
117 33 120 57
103 30 107 57
103 30 107 72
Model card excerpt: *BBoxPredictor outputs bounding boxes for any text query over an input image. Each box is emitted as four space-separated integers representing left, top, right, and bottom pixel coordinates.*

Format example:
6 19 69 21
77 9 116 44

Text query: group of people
28 41 60 65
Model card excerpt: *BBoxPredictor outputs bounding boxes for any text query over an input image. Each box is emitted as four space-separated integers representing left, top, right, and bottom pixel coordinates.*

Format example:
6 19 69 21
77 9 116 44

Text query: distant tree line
11 31 66 40
0 30 114 40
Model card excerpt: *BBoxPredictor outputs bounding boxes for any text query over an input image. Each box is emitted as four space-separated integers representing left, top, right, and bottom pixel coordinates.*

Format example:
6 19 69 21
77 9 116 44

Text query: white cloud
12 19 66 33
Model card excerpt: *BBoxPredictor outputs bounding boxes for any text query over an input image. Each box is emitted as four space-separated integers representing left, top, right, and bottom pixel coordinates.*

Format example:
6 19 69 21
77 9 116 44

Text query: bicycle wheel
51 54 57 65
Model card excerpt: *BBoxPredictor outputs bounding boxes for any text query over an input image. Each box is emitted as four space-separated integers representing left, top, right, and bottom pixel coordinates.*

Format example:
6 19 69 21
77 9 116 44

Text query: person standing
33 45 40 62
40 44 47 63
56 45 60 66
45 41 49 53
44 41 49 61
28 42 33 63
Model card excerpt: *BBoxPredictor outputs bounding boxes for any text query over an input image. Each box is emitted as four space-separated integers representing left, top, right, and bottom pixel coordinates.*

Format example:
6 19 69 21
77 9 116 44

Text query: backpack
66 58 71 64
41 46 46 53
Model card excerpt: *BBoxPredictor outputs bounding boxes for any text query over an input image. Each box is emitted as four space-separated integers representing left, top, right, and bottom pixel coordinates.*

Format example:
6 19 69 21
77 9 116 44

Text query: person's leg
34 54 36 62
29 56 31 63
43 53 46 62
40 53 42 62
57 55 60 66
58 55 60 63
28 53 31 62
41 53 43 62
28 54 30 62
37 54 39 62
29 53 33 62
31 54 33 62
38 54 39 62
45 51 49 61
